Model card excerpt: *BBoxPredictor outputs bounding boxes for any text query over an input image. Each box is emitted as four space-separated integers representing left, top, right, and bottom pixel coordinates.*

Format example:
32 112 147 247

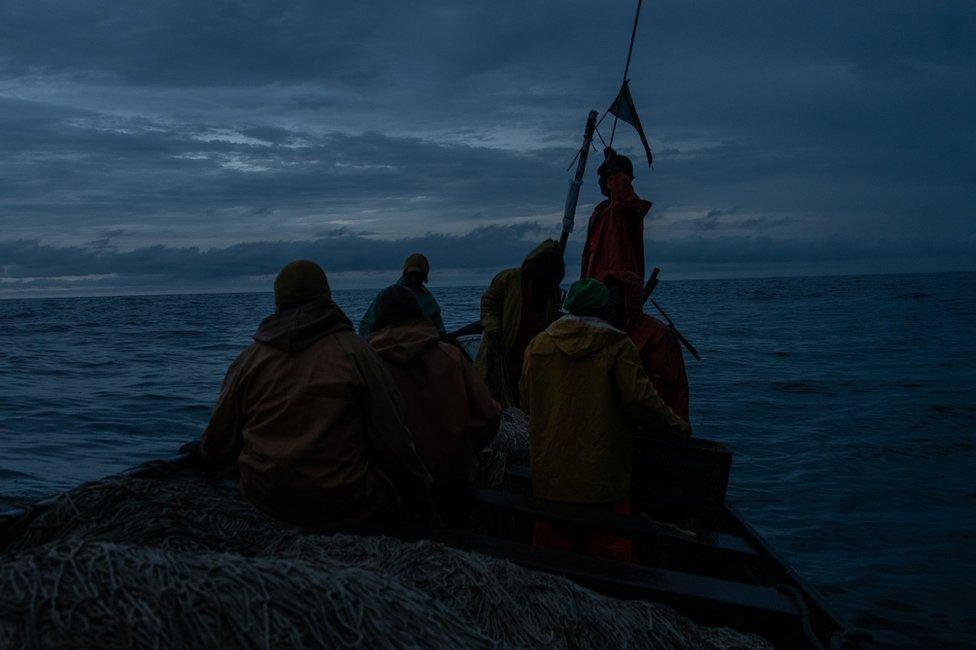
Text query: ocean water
1 272 974 647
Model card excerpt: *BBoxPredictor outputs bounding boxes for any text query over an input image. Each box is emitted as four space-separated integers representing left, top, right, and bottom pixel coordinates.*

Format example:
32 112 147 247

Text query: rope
778 583 827 650
609 0 644 148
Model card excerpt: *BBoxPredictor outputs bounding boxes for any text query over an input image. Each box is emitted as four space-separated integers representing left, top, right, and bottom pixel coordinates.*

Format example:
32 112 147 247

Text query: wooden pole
558 110 599 254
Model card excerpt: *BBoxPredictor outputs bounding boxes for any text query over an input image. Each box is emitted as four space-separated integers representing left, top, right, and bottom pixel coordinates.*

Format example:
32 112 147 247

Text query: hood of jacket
253 296 354 353
368 319 442 365
545 314 627 359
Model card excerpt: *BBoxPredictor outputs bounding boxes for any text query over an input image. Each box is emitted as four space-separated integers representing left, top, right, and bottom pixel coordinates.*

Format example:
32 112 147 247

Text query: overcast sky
1 0 973 296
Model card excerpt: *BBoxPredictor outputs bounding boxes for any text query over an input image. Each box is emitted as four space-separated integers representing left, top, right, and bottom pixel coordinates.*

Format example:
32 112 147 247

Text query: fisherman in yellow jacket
474 240 564 406
520 278 690 562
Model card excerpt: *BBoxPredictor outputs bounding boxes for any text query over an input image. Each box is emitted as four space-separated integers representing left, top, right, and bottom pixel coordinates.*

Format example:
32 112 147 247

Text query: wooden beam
496 465 759 556
399 525 798 619
475 489 756 558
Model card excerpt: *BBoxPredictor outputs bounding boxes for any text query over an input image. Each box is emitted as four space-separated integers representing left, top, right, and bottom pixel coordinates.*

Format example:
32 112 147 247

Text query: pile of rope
0 431 771 648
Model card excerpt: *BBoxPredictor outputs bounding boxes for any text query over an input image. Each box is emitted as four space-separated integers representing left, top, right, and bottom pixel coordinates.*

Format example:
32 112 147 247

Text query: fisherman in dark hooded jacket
474 240 565 406
199 260 433 530
368 285 501 520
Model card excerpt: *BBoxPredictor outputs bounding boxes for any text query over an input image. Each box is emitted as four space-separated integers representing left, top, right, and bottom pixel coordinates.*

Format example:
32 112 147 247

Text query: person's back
629 313 690 421
359 253 445 337
522 313 689 504
200 261 432 530
600 271 691 422
521 279 689 561
474 239 564 406
368 287 501 499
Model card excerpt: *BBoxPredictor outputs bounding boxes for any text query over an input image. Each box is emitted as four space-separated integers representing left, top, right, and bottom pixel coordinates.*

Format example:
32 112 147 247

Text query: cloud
3 220 972 297
0 0 973 296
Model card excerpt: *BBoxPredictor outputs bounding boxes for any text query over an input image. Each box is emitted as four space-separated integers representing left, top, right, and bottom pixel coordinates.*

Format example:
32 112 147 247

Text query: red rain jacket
580 173 651 281
629 314 690 422
596 270 690 423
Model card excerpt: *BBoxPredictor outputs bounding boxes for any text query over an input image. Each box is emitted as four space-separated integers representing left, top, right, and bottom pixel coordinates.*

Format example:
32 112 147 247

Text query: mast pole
558 110 599 254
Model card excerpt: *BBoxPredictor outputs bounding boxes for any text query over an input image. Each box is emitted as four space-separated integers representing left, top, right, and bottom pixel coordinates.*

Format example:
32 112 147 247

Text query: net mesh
0 413 771 649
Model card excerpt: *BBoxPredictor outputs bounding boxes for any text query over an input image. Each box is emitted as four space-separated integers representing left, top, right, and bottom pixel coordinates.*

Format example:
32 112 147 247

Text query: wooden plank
503 466 756 555
399 524 798 619
725 504 857 642
476 489 757 558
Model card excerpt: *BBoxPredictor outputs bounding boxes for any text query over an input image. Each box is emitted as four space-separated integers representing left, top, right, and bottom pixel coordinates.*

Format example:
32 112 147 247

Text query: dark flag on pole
608 80 653 167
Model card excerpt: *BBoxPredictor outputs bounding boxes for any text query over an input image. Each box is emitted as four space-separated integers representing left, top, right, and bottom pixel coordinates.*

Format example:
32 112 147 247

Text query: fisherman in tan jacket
198 260 433 530
520 278 690 561
368 285 501 522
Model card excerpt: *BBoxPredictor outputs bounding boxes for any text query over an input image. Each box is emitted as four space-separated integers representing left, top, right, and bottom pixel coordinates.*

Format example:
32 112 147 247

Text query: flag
608 80 653 167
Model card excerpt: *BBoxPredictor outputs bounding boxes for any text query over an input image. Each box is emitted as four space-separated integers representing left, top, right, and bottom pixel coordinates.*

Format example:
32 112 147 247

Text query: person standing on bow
360 253 446 337
580 148 651 282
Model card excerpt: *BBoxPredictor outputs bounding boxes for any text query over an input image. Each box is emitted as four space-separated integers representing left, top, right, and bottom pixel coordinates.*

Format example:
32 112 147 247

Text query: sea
1 271 974 648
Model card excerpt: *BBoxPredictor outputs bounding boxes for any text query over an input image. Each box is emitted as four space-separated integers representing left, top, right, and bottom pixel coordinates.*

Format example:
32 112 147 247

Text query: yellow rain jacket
474 241 563 379
520 315 690 503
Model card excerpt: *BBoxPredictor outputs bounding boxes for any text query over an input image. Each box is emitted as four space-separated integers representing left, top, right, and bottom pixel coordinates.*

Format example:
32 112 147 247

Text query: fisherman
580 148 650 282
474 240 565 406
368 285 502 522
360 253 445 337
198 260 434 530
520 278 690 562
603 272 690 421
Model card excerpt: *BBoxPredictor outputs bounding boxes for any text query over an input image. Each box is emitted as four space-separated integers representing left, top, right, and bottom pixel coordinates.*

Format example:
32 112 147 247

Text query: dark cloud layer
0 0 973 295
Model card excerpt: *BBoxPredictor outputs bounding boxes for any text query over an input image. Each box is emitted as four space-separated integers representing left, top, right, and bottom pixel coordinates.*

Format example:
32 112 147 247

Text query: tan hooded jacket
200 297 432 529
369 320 501 490
520 315 690 504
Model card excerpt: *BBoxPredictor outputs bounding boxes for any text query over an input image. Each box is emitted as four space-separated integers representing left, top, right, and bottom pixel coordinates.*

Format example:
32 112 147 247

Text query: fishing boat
0 333 872 650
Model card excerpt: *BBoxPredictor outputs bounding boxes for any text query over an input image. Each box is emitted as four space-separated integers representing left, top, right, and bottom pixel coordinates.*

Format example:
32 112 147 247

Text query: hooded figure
580 150 651 282
359 253 446 337
474 240 564 405
368 286 502 516
520 278 689 562
601 271 690 421
199 260 433 530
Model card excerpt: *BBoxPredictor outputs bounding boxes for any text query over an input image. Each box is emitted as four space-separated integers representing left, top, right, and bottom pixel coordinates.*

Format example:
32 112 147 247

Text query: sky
0 0 973 297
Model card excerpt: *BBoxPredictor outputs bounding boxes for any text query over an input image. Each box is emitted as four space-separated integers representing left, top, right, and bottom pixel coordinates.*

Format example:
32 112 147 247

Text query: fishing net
483 339 516 408
0 420 771 649
478 408 530 489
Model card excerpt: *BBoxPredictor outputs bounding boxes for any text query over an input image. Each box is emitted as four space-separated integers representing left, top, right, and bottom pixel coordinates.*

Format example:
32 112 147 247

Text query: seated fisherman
603 271 690 421
474 240 564 406
520 278 690 562
367 285 502 521
360 253 445 337
199 260 433 530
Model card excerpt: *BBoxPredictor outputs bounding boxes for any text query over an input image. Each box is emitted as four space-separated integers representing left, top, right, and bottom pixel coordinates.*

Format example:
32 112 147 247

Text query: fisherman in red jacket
580 148 650 282
602 271 690 422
